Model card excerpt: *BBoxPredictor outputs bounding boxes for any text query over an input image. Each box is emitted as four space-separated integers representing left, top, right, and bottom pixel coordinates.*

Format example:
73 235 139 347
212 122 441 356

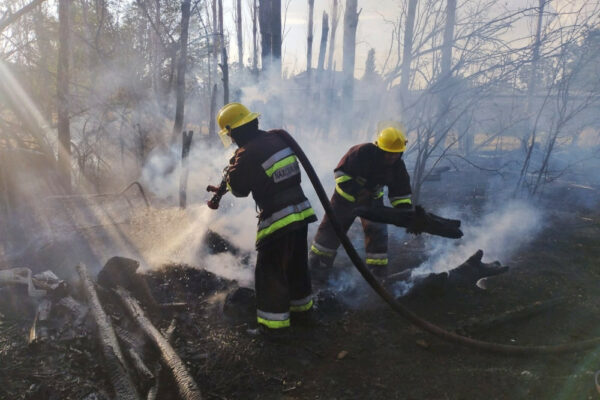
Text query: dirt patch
1 209 600 399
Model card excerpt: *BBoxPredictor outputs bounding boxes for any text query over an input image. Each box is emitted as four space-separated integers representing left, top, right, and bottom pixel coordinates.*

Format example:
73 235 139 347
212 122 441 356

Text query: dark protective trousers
255 225 313 329
311 192 388 266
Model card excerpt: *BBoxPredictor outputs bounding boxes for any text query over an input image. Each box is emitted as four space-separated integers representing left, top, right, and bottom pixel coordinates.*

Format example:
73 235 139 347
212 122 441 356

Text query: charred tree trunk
326 0 338 71
399 0 417 101
236 0 243 67
259 0 272 70
440 0 456 81
151 0 162 103
271 0 282 76
76 264 141 400
209 83 218 137
115 287 202 400
218 0 229 104
342 0 359 131
172 0 191 141
436 0 456 144
57 0 71 193
517 0 546 187
317 12 329 72
306 0 315 78
252 0 258 72
212 0 219 90
179 131 193 209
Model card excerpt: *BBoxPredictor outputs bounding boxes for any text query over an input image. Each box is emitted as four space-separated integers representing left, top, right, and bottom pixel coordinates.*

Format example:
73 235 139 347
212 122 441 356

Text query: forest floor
1 174 600 399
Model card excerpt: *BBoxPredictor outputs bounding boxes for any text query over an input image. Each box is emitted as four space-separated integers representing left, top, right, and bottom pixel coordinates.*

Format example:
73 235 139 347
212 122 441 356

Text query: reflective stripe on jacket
333 143 412 207
227 129 317 248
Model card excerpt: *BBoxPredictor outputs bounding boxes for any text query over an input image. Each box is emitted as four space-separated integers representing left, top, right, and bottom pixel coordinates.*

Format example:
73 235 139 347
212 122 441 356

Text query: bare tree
57 0 71 192
317 11 329 72
306 0 314 76
326 0 339 71
172 0 191 141
252 0 258 71
399 0 418 99
259 0 272 70
0 0 47 34
236 0 243 67
342 0 360 130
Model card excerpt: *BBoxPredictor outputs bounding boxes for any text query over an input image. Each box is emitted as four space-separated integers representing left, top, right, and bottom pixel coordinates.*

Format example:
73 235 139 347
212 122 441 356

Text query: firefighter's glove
407 205 428 235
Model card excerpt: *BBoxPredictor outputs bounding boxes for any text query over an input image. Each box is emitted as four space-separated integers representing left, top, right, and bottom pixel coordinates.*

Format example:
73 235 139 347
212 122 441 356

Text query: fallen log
29 299 52 344
115 287 202 400
76 264 141 400
97 257 159 312
388 250 509 298
147 319 177 400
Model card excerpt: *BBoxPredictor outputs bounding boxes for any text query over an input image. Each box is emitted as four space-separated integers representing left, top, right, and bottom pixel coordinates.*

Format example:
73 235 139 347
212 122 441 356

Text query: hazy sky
220 0 596 77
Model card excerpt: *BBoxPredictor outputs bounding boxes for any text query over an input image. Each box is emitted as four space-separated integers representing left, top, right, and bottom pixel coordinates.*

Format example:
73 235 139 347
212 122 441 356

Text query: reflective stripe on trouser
390 195 412 207
310 242 336 259
366 253 388 266
257 310 290 329
255 225 312 329
311 191 388 265
290 295 313 312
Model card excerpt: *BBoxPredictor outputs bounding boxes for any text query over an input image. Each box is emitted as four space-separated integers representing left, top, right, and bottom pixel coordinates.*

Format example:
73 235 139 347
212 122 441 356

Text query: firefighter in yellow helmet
212 102 318 338
309 123 412 281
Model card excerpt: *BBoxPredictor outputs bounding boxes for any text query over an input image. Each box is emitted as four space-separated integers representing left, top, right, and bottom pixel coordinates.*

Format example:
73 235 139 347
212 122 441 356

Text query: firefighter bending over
214 102 318 337
309 124 412 280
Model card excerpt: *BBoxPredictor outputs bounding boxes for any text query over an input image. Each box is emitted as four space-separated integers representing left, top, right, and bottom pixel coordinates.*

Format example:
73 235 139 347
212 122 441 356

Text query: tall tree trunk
306 0 314 76
399 0 417 101
212 0 219 89
218 0 229 104
527 0 545 123
151 0 162 103
326 0 338 71
172 0 191 141
259 0 272 70
440 0 456 80
271 0 282 77
236 0 243 67
517 0 546 191
317 11 329 72
57 0 71 193
209 83 218 137
252 0 258 72
342 0 359 131
436 0 456 145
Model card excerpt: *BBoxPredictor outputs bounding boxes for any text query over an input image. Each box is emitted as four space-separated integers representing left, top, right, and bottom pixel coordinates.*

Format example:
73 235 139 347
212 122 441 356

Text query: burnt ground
1 175 600 399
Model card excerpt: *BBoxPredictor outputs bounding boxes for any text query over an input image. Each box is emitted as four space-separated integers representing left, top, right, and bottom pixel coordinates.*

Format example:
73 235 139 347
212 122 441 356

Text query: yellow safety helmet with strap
375 124 407 153
216 102 260 147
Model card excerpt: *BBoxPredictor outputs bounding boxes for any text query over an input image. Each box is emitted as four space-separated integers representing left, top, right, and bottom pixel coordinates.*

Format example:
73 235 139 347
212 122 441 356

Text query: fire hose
209 131 600 355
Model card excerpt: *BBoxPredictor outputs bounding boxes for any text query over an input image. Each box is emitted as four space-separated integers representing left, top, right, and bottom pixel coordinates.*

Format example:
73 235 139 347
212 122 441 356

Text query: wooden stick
76 264 141 400
115 287 202 400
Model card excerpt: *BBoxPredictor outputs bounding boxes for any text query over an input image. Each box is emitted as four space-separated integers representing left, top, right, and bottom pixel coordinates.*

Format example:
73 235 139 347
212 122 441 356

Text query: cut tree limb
76 264 141 400
115 287 202 400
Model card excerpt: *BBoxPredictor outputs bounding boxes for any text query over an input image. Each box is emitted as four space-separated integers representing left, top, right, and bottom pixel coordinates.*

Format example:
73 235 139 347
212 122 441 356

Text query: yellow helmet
216 102 260 147
375 125 407 153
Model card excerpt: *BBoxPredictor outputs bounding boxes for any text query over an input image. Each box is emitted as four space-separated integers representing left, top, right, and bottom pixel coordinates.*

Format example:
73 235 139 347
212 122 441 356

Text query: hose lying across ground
279 130 600 355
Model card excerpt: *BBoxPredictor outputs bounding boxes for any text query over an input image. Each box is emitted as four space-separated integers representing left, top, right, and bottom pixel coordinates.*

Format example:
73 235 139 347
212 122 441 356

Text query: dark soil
1 193 599 399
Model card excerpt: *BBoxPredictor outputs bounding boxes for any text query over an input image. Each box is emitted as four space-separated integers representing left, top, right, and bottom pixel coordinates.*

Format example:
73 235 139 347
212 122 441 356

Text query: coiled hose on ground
279 130 600 355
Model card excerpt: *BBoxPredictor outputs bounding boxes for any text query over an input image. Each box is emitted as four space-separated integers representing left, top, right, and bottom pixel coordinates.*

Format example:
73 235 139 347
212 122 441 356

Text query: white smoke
411 201 544 278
